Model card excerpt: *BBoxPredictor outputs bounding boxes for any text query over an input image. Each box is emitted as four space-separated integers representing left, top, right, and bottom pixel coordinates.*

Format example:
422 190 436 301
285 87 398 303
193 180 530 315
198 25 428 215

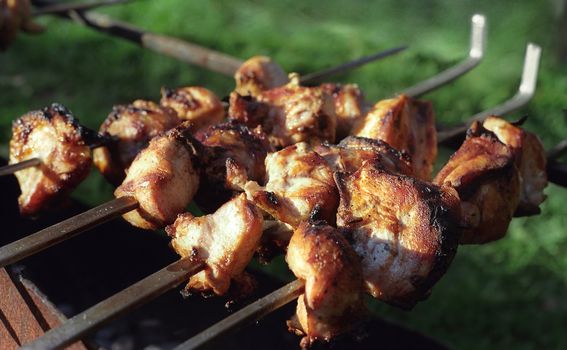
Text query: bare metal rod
0 196 138 267
22 257 205 350
0 158 41 176
32 0 131 16
402 14 486 98
437 43 542 145
547 139 567 161
174 279 305 350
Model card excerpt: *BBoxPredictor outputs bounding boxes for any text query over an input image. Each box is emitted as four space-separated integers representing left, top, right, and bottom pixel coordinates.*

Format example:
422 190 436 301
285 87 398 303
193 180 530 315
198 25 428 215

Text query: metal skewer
32 0 131 17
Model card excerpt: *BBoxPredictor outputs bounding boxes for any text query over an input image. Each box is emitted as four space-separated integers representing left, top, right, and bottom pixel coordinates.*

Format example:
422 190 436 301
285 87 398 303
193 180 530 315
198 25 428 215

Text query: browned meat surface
114 122 200 230
0 0 43 50
10 103 94 216
167 194 264 296
352 95 437 180
434 121 521 244
320 83 367 139
234 56 288 97
245 142 338 228
229 75 337 149
482 116 547 216
315 136 413 175
93 100 180 185
286 221 365 347
336 160 462 308
160 86 224 129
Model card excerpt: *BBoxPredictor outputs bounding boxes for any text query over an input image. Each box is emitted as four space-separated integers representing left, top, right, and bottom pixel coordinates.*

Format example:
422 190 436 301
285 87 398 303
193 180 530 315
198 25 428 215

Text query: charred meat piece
0 0 43 51
434 121 522 244
482 116 547 216
286 221 365 347
320 83 367 139
167 194 264 296
115 122 200 230
315 136 413 175
10 103 94 216
93 100 180 186
234 56 288 97
245 142 338 228
229 75 337 149
160 86 224 129
352 95 437 180
336 160 462 309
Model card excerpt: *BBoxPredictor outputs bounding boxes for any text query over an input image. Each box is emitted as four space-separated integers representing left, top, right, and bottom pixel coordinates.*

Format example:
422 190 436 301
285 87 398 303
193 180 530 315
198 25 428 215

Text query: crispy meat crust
160 86 224 129
336 160 462 308
320 83 367 139
10 103 94 216
234 56 288 97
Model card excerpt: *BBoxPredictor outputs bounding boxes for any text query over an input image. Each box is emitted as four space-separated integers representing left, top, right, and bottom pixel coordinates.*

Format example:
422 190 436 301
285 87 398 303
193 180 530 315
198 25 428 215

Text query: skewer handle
0 158 41 176
22 257 205 350
0 196 138 267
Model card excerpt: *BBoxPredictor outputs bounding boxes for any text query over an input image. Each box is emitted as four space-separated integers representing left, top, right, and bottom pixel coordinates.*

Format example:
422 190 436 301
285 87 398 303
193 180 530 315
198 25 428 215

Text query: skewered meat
10 103 95 216
234 56 289 97
229 74 337 149
286 221 365 347
160 86 224 130
167 193 264 296
352 94 437 180
0 0 43 50
244 142 338 228
335 160 462 308
434 120 521 244
320 83 367 139
93 100 180 186
115 122 200 230
482 116 547 216
315 136 413 175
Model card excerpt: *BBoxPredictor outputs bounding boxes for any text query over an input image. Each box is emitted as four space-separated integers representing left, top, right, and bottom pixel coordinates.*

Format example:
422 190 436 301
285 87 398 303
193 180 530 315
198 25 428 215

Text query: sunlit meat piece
315 136 413 175
229 75 337 149
160 86 224 129
10 103 94 216
351 94 437 180
93 100 180 186
167 194 264 296
114 122 200 230
286 221 365 347
244 142 338 228
482 116 547 216
434 121 522 244
336 160 462 308
234 56 289 97
0 0 43 50
320 83 367 139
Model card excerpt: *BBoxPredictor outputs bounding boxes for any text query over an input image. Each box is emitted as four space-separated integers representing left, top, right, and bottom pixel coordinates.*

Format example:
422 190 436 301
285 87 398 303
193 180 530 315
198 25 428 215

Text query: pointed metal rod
437 43 542 145
402 14 486 98
32 0 132 17
0 158 41 176
21 257 205 350
0 196 138 267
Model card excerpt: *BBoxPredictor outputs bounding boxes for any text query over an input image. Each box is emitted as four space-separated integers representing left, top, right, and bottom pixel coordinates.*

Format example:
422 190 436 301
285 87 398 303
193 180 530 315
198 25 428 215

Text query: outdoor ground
0 1 566 349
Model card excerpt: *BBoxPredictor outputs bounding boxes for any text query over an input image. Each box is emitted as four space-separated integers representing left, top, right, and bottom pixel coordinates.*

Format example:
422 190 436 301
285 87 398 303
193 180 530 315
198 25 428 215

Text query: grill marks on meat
320 83 367 139
10 103 94 216
234 56 289 97
167 194 264 296
286 221 365 347
335 160 462 308
0 0 43 50
93 100 180 186
160 86 224 130
229 75 337 149
244 142 338 228
114 122 200 230
352 94 437 180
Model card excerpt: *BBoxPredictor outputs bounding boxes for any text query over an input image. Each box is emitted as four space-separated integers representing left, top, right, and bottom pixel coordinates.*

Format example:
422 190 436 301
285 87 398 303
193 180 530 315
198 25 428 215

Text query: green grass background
1 1 566 349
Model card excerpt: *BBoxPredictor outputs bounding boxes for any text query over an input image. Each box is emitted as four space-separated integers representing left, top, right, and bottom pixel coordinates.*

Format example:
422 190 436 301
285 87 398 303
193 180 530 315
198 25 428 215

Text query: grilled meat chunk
245 142 338 228
320 83 367 139
482 116 547 216
434 121 522 244
315 136 413 175
286 221 365 347
160 86 224 129
167 194 264 296
234 56 288 97
229 75 337 149
93 100 180 185
115 122 200 230
352 95 437 180
0 0 43 50
336 160 461 308
10 104 94 216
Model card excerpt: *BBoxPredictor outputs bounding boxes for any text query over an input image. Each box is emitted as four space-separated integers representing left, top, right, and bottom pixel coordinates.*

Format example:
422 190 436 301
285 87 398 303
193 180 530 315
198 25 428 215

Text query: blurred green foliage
0 0 566 349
